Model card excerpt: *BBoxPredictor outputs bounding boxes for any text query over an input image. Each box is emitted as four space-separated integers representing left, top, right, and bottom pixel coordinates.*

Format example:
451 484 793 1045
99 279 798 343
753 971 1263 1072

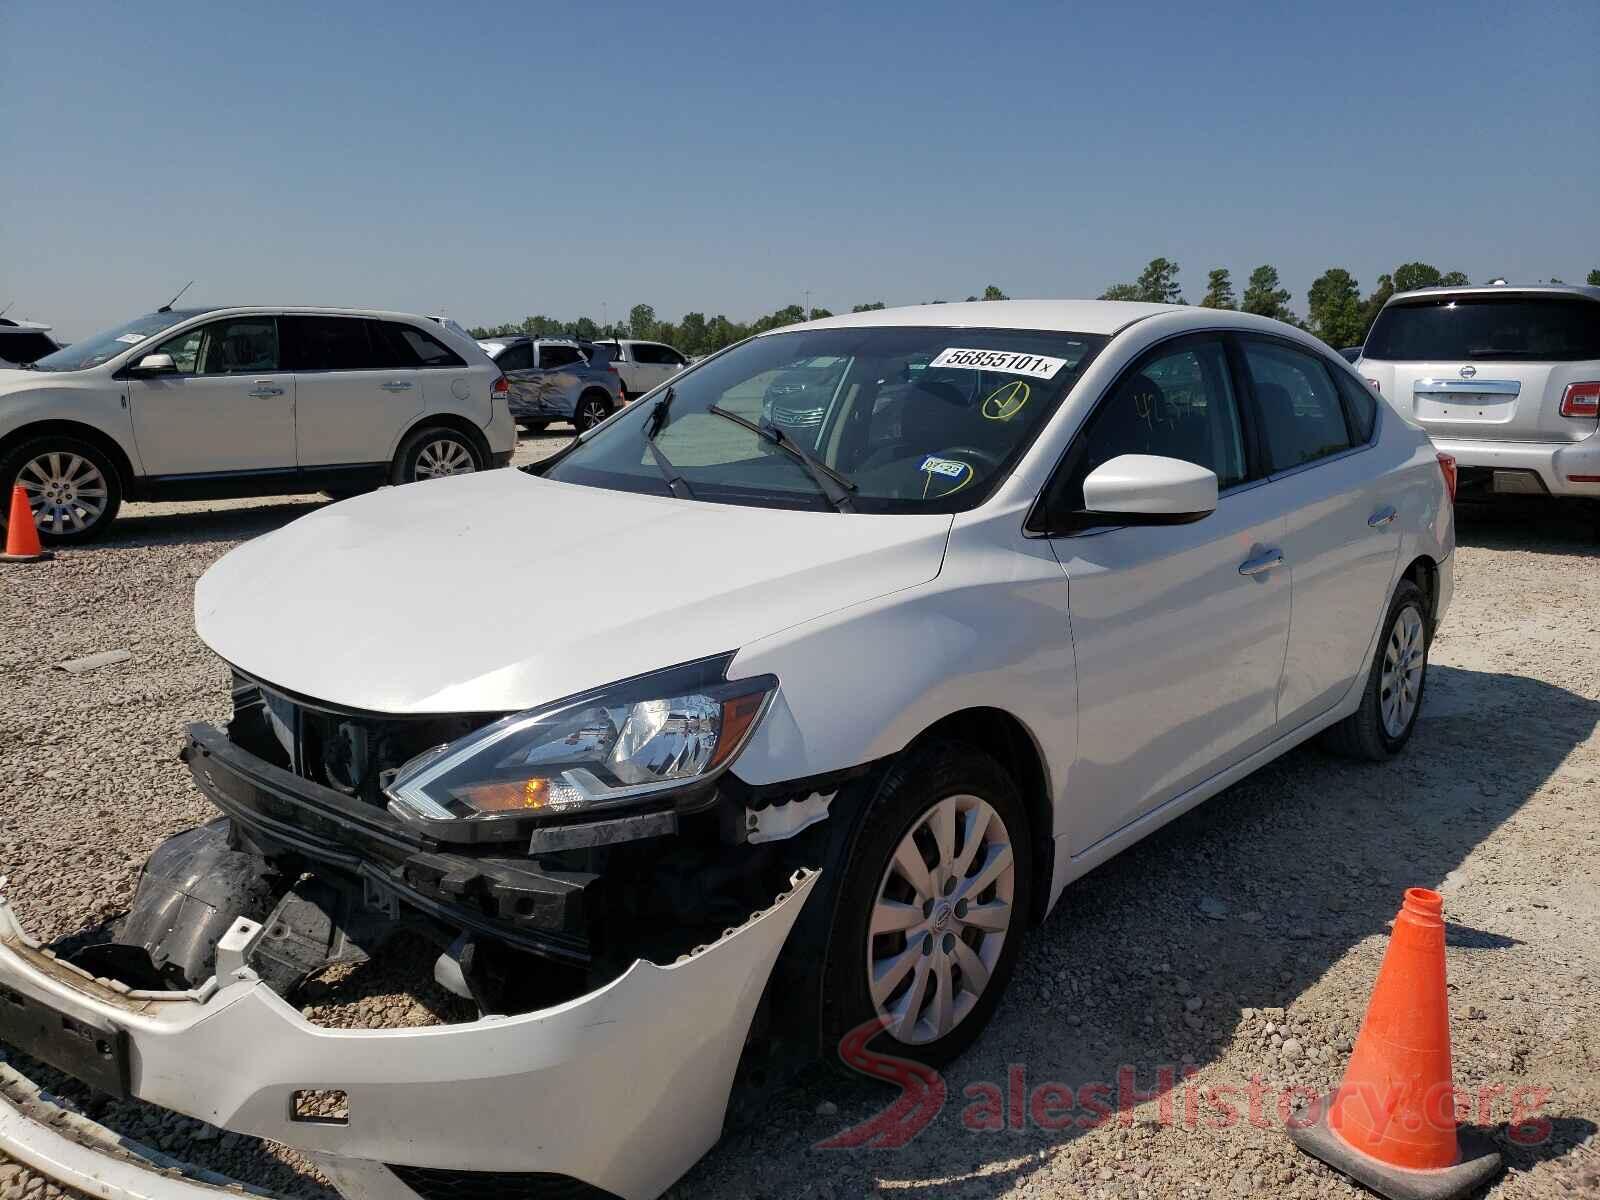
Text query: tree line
468 269 1598 356
466 289 1010 357
1100 261 1600 349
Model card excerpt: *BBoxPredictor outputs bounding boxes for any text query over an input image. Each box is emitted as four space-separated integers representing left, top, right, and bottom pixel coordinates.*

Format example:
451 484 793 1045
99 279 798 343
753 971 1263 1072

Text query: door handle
1238 550 1285 576
381 380 415 392
249 384 285 398
1368 506 1397 528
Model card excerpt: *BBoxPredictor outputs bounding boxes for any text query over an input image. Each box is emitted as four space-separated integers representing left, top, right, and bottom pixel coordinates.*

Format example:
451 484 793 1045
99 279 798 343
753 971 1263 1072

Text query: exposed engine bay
45 671 846 1024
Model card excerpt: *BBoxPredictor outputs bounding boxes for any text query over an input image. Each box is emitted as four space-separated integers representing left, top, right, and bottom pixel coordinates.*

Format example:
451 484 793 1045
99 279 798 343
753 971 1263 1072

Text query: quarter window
382 322 465 368
1241 340 1353 471
1332 369 1379 443
539 344 584 369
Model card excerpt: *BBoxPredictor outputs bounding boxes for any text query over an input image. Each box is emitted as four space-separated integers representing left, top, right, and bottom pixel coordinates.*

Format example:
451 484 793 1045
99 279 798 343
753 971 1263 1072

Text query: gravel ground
1 461 1597 1200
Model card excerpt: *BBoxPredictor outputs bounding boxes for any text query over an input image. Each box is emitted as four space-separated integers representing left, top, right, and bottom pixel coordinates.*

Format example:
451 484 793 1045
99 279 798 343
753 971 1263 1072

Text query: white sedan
0 300 1453 1200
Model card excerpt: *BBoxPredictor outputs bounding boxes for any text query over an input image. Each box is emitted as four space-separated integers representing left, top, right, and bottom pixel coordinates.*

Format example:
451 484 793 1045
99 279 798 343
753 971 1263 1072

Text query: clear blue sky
4 0 1596 340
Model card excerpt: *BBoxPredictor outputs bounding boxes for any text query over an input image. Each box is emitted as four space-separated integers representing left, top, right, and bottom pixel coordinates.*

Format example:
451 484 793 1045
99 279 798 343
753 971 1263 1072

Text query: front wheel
390 427 483 485
816 742 1031 1067
1322 580 1430 760
573 393 612 432
0 436 122 544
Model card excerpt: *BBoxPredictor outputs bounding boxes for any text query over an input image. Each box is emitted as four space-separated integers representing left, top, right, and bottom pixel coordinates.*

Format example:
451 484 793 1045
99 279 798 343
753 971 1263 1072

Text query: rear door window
1240 339 1353 472
282 316 382 371
1366 296 1600 361
494 342 534 372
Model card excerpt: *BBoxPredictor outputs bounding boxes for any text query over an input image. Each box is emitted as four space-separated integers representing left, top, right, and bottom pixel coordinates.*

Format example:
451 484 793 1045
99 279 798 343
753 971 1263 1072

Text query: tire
1322 580 1430 760
814 741 1032 1068
0 435 122 544
573 392 612 432
390 427 483 486
520 421 548 435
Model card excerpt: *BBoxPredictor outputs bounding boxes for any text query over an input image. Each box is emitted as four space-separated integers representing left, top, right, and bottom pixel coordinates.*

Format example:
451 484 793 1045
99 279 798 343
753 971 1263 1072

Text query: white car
0 306 515 542
593 337 690 399
1357 283 1600 501
0 301 1453 1200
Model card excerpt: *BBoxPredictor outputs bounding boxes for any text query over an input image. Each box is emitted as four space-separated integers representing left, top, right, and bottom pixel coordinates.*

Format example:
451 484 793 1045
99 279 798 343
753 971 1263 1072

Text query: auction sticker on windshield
929 347 1068 380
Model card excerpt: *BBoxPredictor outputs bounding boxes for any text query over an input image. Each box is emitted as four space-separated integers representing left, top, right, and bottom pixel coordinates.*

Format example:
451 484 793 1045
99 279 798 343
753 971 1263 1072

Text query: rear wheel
815 742 1031 1067
574 392 612 432
391 427 483 485
0 436 122 544
1322 580 1429 760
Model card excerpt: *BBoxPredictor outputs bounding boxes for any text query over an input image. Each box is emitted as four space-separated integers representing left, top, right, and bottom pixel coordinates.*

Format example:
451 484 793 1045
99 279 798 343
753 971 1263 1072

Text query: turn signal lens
1436 452 1458 503
1558 382 1600 419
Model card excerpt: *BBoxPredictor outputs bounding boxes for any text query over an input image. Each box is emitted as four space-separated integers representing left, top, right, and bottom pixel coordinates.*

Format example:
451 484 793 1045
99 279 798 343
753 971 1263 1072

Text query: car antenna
157 281 195 313
0 302 12 319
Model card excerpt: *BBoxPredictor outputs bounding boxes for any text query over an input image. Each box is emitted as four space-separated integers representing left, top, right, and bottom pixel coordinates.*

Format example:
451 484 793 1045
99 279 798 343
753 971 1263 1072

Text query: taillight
492 375 510 397
1558 381 1600 418
1364 378 1381 393
1436 452 1457 503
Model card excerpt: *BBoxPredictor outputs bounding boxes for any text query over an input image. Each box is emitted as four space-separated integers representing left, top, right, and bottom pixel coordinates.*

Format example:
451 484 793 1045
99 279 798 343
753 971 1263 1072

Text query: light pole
602 301 608 333
803 289 811 320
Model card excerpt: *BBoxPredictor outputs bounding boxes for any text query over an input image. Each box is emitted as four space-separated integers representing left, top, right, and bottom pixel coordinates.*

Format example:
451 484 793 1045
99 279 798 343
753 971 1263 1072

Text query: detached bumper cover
0 870 818 1200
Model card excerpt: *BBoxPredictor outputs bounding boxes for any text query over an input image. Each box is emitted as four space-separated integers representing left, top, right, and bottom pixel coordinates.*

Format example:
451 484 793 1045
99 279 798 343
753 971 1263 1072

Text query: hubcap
868 794 1015 1045
580 401 607 428
18 452 108 535
414 439 475 480
1380 605 1426 737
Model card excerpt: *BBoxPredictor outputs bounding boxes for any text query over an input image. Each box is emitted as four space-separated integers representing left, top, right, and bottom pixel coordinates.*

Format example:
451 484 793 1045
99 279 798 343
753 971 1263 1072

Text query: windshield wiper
642 387 694 499
706 404 856 512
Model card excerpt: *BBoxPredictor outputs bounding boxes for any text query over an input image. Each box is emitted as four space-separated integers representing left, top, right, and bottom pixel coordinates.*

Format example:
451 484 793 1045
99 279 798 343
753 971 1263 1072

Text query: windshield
1365 296 1600 362
30 309 209 372
543 325 1106 513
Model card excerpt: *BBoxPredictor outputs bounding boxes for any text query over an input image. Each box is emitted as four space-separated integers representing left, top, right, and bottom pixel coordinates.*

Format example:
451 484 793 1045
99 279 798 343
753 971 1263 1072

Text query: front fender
730 516 1074 812
0 384 142 473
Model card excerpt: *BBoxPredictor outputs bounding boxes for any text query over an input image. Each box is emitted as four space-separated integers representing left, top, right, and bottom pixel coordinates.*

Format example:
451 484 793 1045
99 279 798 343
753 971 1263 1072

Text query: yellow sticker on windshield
982 380 1030 421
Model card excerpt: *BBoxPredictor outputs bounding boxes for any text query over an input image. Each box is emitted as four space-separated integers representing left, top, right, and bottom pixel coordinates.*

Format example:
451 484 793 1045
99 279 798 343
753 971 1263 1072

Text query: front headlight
385 656 775 826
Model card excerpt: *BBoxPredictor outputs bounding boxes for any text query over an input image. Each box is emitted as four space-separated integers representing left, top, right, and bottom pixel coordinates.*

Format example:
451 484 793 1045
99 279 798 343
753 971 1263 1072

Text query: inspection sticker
929 347 1068 380
115 333 147 344
919 455 969 479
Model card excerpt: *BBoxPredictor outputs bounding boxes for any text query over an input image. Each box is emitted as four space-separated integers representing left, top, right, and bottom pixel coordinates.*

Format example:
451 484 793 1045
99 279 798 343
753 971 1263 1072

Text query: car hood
196 469 953 713
0 369 47 393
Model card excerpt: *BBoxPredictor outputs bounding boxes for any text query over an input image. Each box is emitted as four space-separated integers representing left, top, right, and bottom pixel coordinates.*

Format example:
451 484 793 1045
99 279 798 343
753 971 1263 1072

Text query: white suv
0 306 515 542
1357 283 1600 501
593 338 689 399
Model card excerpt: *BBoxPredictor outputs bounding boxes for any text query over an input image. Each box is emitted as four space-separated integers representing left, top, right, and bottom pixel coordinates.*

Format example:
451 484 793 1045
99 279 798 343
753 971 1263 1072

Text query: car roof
787 299 1179 336
1386 283 1600 305
172 306 448 322
0 319 53 333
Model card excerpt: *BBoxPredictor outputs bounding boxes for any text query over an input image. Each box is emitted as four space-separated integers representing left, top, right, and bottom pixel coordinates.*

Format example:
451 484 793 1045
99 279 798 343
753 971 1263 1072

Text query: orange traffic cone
0 484 52 563
1289 888 1502 1200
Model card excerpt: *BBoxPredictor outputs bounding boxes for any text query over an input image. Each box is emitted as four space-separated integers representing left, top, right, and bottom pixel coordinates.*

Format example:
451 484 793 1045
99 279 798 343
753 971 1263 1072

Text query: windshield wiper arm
641 386 694 499
706 404 856 512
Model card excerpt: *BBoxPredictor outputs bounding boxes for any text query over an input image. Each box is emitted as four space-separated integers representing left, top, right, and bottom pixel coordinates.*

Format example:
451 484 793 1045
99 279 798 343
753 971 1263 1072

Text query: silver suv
478 336 624 431
1357 284 1600 501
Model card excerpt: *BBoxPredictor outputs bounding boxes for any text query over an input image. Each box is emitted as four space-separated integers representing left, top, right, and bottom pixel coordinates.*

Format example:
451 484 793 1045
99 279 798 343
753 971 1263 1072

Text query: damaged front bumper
0 868 818 1200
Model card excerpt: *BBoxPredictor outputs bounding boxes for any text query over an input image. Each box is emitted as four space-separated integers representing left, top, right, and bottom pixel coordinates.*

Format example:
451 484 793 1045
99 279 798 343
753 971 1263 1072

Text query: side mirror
129 352 177 375
1078 454 1218 526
